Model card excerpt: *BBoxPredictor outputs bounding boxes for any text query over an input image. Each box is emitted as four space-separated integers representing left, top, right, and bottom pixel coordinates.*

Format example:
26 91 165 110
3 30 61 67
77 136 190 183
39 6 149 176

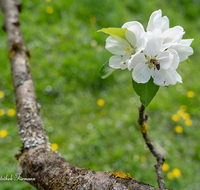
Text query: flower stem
138 104 165 190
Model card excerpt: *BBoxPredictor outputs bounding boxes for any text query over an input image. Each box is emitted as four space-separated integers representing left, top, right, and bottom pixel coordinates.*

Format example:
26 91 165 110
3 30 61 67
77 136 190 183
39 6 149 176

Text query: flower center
148 57 160 70
124 44 132 55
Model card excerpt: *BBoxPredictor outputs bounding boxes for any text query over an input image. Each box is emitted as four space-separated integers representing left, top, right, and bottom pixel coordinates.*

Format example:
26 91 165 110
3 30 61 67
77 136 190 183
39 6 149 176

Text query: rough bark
0 0 170 189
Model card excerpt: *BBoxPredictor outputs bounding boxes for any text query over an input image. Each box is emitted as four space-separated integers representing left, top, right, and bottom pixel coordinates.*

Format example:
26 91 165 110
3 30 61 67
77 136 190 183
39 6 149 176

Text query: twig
138 104 165 190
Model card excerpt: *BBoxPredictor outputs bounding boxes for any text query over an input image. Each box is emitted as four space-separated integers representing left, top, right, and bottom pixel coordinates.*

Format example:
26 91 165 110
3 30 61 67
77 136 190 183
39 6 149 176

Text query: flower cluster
105 10 193 86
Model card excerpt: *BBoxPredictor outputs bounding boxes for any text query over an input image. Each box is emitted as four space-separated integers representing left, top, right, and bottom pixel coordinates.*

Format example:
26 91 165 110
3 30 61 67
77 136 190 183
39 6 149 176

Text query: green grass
0 0 200 189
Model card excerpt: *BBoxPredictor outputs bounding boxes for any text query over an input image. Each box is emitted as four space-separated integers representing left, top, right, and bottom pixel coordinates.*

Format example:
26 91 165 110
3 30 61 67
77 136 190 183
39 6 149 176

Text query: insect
150 58 160 70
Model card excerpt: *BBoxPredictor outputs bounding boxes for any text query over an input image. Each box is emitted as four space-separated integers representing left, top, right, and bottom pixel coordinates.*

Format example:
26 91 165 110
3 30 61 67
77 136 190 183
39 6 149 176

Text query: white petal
171 41 194 62
125 30 137 47
135 37 147 53
163 26 184 41
152 68 179 86
147 10 169 32
161 26 185 50
124 21 145 39
120 62 128 70
178 46 193 62
128 53 147 70
153 12 163 29
122 21 136 29
165 69 182 85
147 10 162 32
151 69 166 86
151 69 169 86
166 70 178 85
143 29 163 57
174 70 182 83
132 63 151 83
156 51 173 70
109 55 129 69
168 49 180 69
124 22 147 52
105 35 128 55
178 39 194 46
161 16 169 31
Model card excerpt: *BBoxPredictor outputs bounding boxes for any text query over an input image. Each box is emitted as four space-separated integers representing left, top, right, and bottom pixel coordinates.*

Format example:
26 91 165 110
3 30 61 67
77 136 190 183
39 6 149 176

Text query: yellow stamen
124 44 132 55
147 57 153 68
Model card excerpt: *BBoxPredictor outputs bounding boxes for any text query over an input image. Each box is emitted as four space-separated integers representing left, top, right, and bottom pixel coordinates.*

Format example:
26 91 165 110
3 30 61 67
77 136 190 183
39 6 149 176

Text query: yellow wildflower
172 114 180 122
177 109 185 117
46 6 53 14
172 168 181 178
97 99 105 106
0 91 5 98
140 156 147 162
0 130 8 138
48 119 54 125
7 109 16 116
187 91 195 98
90 15 96 24
182 113 190 120
167 172 174 180
175 126 183 133
51 143 58 151
185 119 193 126
0 109 5 116
180 105 187 111
162 163 170 172
98 110 105 116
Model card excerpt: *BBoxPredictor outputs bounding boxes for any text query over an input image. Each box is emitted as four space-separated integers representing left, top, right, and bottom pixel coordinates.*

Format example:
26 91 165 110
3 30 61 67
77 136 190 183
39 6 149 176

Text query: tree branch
0 0 169 189
138 104 166 190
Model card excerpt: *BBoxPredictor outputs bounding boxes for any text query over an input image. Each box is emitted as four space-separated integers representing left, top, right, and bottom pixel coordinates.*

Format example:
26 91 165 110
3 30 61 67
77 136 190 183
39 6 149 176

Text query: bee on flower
129 10 193 86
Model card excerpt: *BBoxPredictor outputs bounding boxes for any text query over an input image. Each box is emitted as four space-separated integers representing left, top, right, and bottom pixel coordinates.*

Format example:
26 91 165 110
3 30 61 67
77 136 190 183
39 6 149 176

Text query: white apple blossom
105 21 147 70
103 9 193 86
128 29 182 86
125 10 193 86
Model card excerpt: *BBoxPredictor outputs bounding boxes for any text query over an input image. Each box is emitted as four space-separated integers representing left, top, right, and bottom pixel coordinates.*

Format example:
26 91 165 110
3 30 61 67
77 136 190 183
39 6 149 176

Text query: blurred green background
0 0 200 189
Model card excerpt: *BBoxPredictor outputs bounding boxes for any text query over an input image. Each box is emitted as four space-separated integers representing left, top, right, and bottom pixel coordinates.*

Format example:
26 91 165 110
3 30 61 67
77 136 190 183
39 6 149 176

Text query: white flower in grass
128 29 182 86
105 21 147 70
